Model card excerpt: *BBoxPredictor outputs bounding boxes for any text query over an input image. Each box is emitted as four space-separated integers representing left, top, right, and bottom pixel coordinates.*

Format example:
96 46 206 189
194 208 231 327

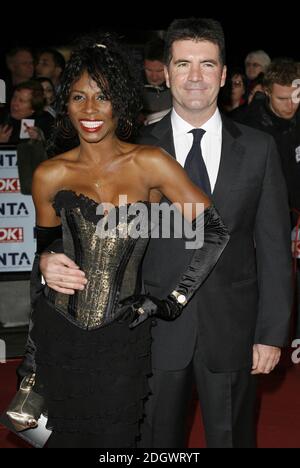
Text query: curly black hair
53 32 142 149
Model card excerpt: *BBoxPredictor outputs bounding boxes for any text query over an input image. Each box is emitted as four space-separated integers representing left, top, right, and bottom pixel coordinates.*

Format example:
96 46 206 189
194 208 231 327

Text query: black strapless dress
31 190 153 448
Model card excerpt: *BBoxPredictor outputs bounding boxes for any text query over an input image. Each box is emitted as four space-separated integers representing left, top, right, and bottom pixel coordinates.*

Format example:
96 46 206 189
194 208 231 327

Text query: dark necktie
184 128 211 196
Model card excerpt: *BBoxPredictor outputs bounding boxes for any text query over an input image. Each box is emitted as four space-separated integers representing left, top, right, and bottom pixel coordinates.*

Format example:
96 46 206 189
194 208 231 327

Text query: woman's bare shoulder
51 146 79 161
32 149 78 198
135 144 174 162
34 148 79 180
134 144 180 173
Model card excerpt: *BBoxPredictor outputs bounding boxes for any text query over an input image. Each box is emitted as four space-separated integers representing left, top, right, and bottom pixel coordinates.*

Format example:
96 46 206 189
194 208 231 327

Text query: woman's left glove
119 294 182 328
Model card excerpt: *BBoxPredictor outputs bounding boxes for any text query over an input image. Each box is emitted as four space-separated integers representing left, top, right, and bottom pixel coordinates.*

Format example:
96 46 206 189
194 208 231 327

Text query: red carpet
1 356 300 448
187 353 300 448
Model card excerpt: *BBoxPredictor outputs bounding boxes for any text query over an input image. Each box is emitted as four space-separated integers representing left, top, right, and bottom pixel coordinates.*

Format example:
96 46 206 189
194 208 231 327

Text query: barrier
0 146 36 273
0 146 34 327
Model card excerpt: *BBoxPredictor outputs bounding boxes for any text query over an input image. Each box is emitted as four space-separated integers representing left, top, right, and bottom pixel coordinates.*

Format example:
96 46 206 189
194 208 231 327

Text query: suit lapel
212 115 245 210
149 113 176 159
148 112 246 212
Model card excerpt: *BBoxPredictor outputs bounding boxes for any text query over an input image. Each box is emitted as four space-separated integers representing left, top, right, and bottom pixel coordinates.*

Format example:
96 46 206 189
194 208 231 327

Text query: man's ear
220 65 227 88
164 65 170 89
264 86 271 98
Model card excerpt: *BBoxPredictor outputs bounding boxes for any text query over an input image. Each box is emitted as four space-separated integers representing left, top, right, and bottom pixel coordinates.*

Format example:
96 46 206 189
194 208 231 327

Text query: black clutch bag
6 373 44 431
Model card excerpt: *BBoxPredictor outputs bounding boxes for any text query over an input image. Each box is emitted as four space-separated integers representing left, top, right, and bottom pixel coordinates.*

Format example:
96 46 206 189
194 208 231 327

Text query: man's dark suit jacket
137 112 292 373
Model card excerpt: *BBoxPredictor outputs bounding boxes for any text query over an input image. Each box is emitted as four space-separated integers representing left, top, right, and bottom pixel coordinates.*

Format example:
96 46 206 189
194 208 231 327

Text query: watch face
178 294 186 304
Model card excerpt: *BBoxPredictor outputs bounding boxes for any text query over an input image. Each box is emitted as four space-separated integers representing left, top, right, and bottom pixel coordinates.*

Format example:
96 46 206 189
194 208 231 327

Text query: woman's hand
25 124 43 141
119 294 183 328
0 124 13 143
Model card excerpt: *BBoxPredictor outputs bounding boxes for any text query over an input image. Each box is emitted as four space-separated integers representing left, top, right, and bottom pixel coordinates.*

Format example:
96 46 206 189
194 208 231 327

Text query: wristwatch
171 290 187 306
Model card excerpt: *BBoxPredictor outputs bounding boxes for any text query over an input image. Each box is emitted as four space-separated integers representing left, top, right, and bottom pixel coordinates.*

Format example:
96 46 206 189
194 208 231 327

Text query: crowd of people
0 47 65 144
1 17 300 448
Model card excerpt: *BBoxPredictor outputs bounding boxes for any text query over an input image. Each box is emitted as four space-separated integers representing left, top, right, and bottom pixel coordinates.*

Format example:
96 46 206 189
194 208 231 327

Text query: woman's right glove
118 293 183 328
120 204 230 328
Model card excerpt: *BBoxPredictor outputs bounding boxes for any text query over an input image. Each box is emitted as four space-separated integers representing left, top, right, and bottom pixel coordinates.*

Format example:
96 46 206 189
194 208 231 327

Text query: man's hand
40 253 87 295
251 344 281 375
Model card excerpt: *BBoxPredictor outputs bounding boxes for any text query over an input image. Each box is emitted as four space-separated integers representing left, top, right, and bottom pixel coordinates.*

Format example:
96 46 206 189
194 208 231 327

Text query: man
141 37 172 125
233 59 300 212
4 47 34 103
24 18 292 448
35 48 65 90
137 18 291 448
232 59 300 338
6 47 34 86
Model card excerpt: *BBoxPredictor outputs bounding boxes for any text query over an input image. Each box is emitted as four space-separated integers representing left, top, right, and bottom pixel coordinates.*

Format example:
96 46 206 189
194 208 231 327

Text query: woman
219 69 247 113
22 33 229 448
0 80 54 144
36 77 57 118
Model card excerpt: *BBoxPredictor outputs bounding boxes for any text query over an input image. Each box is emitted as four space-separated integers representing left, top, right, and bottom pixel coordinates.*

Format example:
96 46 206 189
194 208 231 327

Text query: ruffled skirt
31 294 152 448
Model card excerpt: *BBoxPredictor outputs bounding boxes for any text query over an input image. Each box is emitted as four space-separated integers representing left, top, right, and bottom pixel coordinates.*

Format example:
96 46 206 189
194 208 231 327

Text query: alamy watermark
292 79 300 104
291 339 300 364
95 196 205 249
0 339 6 363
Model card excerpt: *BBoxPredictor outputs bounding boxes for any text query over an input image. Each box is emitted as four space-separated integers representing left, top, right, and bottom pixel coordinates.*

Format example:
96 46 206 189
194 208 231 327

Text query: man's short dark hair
263 59 300 90
6 47 34 67
38 48 66 71
164 17 226 66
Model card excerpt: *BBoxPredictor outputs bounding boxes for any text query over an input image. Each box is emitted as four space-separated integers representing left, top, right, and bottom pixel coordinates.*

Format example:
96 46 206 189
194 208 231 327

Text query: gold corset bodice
44 190 151 330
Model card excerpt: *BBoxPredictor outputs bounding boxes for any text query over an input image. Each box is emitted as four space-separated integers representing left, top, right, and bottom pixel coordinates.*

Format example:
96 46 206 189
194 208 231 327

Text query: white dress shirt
171 108 222 192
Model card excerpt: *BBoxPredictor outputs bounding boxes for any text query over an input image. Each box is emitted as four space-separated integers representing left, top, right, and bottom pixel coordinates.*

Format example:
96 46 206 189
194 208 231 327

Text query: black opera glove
35 224 63 255
171 204 230 303
127 204 230 328
119 294 183 329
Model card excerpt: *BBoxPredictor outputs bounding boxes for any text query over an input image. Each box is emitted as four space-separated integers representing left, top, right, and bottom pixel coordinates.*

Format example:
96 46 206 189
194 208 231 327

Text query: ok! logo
0 227 24 243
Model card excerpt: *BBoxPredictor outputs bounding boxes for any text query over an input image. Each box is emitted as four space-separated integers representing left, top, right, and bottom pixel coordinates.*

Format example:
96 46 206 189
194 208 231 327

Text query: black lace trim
53 189 152 225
